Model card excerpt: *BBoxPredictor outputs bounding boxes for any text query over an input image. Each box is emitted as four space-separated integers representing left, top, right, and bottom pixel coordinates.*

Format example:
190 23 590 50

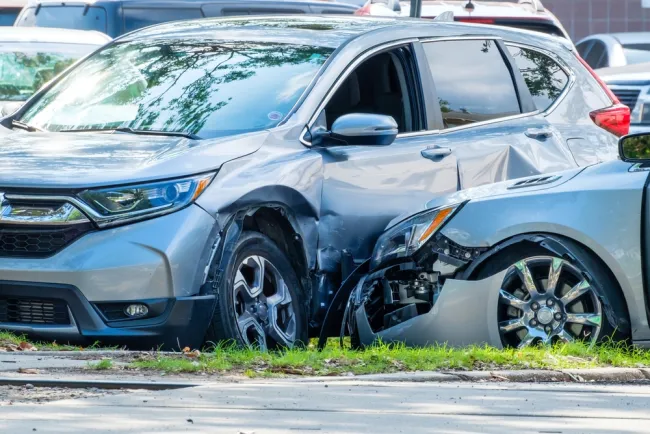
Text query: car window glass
0 9 19 26
422 40 521 129
15 6 107 33
623 43 650 65
584 41 605 69
20 40 333 139
576 40 593 58
507 46 569 112
124 8 203 32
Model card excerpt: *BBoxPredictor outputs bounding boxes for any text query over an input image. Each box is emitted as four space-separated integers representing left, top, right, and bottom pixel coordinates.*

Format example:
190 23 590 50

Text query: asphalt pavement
2 379 650 433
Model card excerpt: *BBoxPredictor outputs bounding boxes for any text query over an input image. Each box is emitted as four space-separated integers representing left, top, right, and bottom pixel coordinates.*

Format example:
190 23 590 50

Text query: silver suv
0 16 627 349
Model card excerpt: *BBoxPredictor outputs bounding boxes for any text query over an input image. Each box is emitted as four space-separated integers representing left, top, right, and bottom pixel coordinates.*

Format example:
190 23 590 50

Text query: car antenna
434 11 454 22
464 0 475 12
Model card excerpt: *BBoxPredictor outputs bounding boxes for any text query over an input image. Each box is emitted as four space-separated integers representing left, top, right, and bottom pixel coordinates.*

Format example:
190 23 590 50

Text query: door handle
421 146 452 160
525 128 553 139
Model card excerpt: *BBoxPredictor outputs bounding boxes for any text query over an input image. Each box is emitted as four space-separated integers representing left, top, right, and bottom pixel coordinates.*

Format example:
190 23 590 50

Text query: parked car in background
598 62 650 134
0 0 25 25
340 133 650 350
0 16 625 350
0 27 110 115
357 0 570 39
577 33 650 70
14 0 359 38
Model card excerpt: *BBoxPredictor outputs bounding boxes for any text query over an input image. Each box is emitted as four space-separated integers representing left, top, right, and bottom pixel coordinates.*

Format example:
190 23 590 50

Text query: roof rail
519 0 545 12
433 11 454 22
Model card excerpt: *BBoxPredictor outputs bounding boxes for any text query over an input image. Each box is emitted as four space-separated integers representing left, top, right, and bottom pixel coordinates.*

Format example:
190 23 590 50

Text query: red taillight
589 104 631 137
577 54 630 136
577 54 620 104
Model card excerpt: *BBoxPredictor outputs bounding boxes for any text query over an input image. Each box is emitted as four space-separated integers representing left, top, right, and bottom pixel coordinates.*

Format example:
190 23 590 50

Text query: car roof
408 0 549 18
122 15 573 50
609 32 650 45
0 27 112 44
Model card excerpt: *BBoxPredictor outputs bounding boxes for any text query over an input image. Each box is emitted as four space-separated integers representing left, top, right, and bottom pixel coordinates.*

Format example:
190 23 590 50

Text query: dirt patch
0 384 133 405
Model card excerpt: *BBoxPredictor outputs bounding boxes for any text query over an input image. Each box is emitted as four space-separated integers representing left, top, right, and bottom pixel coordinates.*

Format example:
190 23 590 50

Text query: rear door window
15 6 107 33
584 40 606 69
507 45 569 112
422 39 521 129
0 8 20 26
123 8 203 32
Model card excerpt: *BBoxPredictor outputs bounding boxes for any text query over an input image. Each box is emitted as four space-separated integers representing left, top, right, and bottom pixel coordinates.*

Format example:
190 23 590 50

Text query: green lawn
129 339 650 377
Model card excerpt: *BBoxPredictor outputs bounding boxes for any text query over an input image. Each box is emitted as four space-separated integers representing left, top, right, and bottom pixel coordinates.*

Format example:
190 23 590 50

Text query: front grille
611 87 641 109
0 297 70 325
0 224 92 258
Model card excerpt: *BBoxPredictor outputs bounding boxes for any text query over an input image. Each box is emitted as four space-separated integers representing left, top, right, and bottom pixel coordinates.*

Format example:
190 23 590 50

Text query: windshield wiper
60 127 201 140
11 120 43 132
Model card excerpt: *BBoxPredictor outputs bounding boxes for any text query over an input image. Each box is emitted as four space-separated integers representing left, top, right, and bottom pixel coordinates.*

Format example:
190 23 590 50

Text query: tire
475 238 630 348
204 231 308 350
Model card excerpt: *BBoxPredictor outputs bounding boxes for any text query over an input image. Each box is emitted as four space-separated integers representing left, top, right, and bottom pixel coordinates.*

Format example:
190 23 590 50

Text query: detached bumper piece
0 281 215 350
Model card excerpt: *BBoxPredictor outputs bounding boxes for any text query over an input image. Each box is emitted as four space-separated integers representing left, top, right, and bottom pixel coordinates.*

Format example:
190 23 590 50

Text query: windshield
19 39 332 138
0 43 97 102
15 6 107 32
623 43 650 65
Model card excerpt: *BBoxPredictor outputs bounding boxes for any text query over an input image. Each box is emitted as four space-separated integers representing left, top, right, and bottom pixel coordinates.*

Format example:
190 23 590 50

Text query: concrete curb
289 368 650 384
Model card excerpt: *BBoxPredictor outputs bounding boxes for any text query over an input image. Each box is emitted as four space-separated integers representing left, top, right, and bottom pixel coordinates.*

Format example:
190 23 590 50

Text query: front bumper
0 205 220 348
0 280 215 349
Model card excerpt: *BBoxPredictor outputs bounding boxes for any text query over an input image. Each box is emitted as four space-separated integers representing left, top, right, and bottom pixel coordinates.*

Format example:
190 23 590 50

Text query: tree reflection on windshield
21 39 333 138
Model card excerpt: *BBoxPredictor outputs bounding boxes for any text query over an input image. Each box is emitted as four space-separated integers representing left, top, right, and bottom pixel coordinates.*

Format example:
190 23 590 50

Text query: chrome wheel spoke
566 313 602 327
515 260 540 297
561 280 590 305
499 318 525 333
556 329 575 344
499 290 526 310
547 257 563 296
237 312 267 351
266 280 296 348
234 269 261 301
517 332 536 349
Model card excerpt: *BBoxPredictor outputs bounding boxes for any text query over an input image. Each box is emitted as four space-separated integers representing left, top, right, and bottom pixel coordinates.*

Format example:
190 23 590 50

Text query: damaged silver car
0 15 629 350
340 133 650 349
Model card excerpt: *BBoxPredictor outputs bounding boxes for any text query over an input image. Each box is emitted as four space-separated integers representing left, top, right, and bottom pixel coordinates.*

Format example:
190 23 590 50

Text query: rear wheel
204 231 307 350
476 242 629 348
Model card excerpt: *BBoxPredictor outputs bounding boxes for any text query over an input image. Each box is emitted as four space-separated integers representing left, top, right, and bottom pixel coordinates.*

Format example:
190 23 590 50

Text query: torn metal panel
355 272 506 348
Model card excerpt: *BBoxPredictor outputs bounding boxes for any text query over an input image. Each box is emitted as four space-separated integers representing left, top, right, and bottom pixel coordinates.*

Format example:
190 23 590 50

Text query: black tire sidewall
205 231 308 348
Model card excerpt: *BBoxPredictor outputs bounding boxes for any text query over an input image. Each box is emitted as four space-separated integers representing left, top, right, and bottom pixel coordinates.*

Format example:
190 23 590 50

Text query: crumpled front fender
355 271 507 348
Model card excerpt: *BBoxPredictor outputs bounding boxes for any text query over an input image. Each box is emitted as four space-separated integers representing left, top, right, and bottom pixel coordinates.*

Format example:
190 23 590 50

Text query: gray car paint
423 160 649 342
0 16 622 338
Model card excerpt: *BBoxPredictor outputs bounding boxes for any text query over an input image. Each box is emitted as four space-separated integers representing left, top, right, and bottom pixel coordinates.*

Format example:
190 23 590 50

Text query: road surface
1 379 650 433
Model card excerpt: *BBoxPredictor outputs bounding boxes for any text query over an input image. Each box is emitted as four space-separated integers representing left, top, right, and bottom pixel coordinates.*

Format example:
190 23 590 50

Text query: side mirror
0 102 23 118
329 113 398 146
619 133 650 161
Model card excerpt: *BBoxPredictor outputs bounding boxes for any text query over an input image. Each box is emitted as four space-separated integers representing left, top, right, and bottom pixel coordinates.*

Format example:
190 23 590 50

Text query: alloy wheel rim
498 256 603 349
233 255 296 350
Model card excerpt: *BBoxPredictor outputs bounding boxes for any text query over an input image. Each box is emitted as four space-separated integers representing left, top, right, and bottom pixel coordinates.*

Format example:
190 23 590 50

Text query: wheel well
468 233 631 336
242 207 309 284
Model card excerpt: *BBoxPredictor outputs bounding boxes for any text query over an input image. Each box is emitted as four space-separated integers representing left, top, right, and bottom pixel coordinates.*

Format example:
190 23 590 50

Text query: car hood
0 130 265 189
598 62 650 84
384 166 586 230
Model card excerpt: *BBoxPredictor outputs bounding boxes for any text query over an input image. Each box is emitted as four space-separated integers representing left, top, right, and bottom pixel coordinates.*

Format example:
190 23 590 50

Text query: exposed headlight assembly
370 204 460 270
77 172 215 227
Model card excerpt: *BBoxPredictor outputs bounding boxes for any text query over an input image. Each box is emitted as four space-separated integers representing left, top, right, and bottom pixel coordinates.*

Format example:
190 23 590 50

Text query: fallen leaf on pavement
18 368 39 374
19 342 37 351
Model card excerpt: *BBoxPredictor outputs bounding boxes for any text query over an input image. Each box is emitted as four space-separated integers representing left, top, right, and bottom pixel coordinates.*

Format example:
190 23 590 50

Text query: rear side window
124 8 203 33
0 8 20 26
584 40 606 69
507 46 569 112
422 39 521 129
15 6 107 33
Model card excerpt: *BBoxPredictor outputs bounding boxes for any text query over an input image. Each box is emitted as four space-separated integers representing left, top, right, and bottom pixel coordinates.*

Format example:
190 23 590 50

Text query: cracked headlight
78 173 215 227
370 204 459 269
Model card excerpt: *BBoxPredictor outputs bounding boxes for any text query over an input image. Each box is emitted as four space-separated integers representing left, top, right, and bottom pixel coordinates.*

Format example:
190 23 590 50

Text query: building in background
543 0 650 40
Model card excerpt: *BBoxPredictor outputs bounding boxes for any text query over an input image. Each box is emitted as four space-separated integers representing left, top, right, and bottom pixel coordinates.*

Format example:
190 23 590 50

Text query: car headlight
77 172 215 227
370 204 459 269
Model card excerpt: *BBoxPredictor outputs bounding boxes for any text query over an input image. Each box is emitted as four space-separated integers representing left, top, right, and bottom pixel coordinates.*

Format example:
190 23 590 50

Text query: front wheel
204 231 307 350
477 243 629 349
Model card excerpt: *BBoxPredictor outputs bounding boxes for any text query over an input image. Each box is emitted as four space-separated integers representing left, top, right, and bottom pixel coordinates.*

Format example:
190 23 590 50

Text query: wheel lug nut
530 319 538 327
545 326 552 333
531 302 540 311
547 299 554 306
554 313 563 321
